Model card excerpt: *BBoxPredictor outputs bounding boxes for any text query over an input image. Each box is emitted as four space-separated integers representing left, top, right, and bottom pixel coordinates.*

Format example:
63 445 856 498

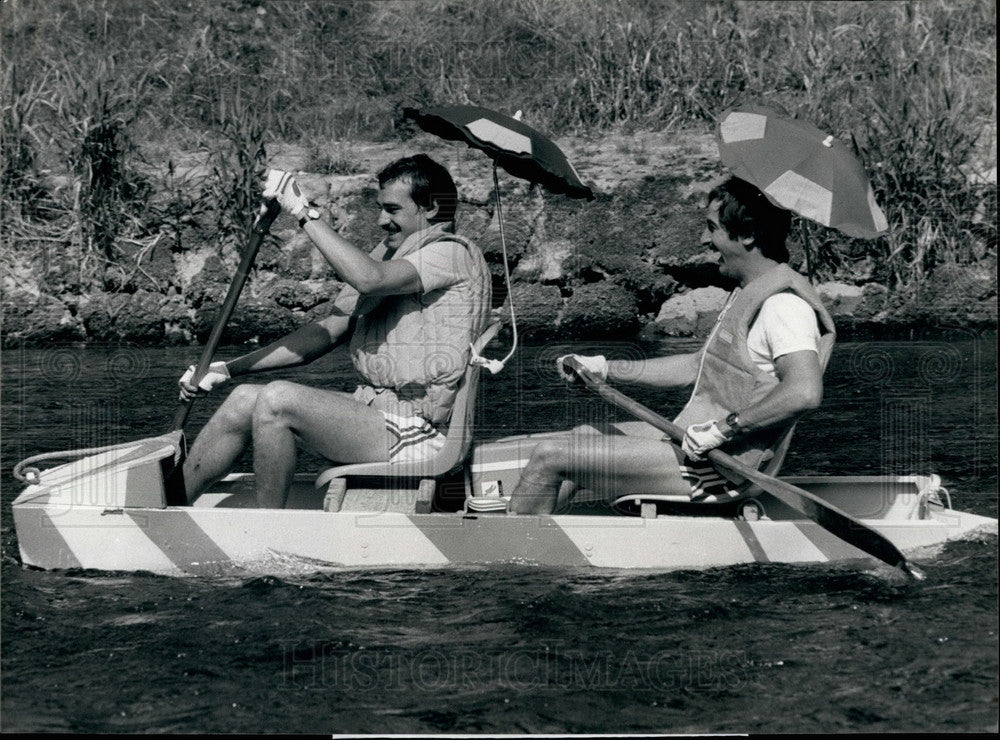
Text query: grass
0 0 995 294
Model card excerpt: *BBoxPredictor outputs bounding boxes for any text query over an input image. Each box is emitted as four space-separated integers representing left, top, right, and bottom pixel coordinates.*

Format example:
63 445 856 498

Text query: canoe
11 431 996 577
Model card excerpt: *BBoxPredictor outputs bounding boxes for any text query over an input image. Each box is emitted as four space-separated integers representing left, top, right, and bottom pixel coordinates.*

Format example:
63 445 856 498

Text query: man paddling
178 154 491 508
509 176 835 514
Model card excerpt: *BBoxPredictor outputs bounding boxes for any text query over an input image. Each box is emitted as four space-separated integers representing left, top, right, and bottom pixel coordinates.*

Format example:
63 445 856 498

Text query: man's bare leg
251 381 391 508
509 427 690 514
183 384 264 503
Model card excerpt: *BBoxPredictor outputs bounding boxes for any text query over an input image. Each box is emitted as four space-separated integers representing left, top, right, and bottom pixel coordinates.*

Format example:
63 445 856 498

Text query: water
2 334 997 733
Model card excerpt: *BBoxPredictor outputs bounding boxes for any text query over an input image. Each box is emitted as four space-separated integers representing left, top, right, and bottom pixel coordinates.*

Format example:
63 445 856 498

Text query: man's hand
262 169 310 218
179 361 231 401
557 354 608 383
682 420 728 460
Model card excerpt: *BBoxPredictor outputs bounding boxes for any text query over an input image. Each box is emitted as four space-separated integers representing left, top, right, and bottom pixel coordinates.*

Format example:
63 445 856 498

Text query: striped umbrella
716 106 889 240
403 105 594 373
403 105 594 200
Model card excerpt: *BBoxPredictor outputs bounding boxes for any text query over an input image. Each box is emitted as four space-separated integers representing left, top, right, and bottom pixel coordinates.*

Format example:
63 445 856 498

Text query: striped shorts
381 411 447 464
678 457 739 502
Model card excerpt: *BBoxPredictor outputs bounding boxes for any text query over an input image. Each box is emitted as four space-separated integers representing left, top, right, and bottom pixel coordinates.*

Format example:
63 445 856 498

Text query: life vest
349 225 491 427
673 263 836 480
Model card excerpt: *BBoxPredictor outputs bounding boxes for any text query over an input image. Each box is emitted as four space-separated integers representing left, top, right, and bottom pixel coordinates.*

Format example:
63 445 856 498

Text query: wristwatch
297 207 321 228
720 411 743 439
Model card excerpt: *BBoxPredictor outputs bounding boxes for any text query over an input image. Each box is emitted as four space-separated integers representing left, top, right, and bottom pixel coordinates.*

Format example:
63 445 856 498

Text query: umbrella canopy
716 106 888 239
403 105 594 200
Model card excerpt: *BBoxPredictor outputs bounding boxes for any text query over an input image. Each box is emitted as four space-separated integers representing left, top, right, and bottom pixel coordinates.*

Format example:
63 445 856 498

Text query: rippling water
2 333 996 733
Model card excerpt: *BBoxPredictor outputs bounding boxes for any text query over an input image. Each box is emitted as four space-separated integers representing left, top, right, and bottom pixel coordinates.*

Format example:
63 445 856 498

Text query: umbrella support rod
800 220 814 284
475 163 518 372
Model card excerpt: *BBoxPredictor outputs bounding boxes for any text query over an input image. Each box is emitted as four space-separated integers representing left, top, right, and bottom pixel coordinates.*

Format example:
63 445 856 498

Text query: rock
1 292 85 347
255 231 314 281
78 293 124 340
268 278 343 311
160 294 195 344
857 283 890 320
184 253 233 308
104 235 177 292
657 250 728 289
816 282 864 318
887 262 998 328
333 189 385 252
478 201 533 275
193 297 302 345
513 238 574 283
325 173 374 199
41 250 87 295
652 286 729 337
452 174 493 205
560 282 639 339
455 205 493 243
506 282 563 340
115 291 169 343
78 290 167 343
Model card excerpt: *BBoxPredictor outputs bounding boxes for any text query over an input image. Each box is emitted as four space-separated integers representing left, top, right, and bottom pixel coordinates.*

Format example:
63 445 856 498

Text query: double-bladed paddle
564 356 925 581
172 198 281 432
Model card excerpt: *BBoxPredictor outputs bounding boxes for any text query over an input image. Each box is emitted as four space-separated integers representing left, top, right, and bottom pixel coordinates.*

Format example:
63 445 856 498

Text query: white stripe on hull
749 521 830 563
552 516 759 569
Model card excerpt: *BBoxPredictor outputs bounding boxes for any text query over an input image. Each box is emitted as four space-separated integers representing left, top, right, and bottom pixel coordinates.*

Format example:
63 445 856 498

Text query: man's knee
529 439 569 473
252 380 299 423
212 383 260 425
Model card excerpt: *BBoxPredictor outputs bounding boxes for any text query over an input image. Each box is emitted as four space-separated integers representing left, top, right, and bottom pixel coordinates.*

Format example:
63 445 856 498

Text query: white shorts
382 411 447 464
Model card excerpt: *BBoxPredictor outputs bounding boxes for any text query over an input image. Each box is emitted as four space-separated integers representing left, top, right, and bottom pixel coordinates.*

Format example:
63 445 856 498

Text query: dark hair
377 154 458 224
708 177 792 263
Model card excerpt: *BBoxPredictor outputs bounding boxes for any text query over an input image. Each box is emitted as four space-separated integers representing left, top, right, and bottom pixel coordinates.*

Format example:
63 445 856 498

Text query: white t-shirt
747 292 821 376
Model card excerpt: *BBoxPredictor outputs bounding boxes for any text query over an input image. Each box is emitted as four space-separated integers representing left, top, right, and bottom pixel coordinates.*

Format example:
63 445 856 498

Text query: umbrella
403 104 594 372
403 105 594 200
716 105 888 240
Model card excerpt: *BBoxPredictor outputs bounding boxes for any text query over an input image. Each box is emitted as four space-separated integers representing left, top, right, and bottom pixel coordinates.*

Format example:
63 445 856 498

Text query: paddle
564 356 925 581
171 198 281 431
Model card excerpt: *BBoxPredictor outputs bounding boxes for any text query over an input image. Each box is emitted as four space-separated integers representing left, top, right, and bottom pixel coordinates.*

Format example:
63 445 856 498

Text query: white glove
262 169 310 217
682 420 728 461
557 354 608 383
179 361 231 400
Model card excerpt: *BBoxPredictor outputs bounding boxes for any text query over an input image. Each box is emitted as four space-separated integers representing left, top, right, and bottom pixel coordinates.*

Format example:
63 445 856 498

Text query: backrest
314 321 501 487
429 321 501 473
736 422 796 498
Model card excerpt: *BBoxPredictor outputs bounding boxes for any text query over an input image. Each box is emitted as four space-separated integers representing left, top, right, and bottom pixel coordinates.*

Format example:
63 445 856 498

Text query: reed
203 93 269 247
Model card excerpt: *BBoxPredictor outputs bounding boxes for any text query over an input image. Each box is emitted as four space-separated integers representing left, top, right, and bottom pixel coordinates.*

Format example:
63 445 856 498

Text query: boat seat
613 423 798 518
315 321 501 513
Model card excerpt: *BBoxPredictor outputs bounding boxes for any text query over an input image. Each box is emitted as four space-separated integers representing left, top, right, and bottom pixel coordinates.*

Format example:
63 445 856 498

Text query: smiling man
178 154 491 508
509 176 836 514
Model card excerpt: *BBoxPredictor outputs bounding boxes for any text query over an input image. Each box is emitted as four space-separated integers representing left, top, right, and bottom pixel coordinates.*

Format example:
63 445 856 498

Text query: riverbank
1 131 996 348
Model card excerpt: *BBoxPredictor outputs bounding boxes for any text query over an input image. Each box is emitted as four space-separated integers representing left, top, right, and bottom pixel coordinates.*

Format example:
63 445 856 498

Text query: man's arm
302 219 423 295
681 348 822 459
224 313 353 376
224 280 363 376
726 349 823 433
606 352 702 389
264 170 424 296
179 281 360 399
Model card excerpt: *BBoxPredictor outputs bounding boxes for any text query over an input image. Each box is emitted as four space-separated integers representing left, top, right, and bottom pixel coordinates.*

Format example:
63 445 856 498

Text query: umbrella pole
490 163 518 366
800 220 814 284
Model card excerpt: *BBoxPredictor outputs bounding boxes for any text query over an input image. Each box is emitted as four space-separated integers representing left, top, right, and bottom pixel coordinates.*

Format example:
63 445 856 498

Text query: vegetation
1 0 995 299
